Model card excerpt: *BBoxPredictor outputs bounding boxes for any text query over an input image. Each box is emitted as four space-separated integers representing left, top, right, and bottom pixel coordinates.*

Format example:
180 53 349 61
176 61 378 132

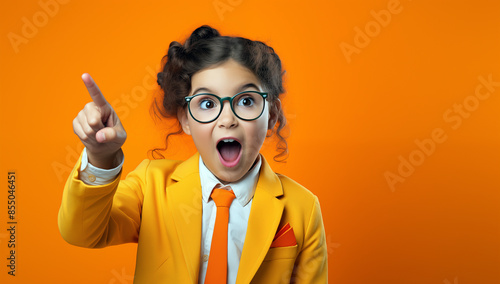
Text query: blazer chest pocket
263 245 298 262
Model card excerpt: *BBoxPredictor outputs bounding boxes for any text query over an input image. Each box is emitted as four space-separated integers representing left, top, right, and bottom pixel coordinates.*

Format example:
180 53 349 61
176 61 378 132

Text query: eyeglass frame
184 91 269 123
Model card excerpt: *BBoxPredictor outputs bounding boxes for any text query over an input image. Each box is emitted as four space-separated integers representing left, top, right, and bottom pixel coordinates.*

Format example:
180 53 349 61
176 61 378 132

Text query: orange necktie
205 188 236 284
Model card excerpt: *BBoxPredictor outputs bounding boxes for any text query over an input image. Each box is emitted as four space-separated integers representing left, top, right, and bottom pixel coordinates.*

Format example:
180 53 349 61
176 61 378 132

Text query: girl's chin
213 165 249 184
210 155 257 183
214 171 245 184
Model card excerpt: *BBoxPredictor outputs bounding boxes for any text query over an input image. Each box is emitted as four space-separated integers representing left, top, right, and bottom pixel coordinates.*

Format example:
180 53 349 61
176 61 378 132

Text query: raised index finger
81 73 108 107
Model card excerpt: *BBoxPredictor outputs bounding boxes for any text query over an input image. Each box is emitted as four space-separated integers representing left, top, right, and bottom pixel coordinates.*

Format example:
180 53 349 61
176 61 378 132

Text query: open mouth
216 138 242 167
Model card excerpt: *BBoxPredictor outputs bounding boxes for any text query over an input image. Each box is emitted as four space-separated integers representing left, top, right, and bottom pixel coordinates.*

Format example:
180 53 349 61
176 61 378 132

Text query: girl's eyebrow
192 83 261 95
237 83 261 93
192 87 212 94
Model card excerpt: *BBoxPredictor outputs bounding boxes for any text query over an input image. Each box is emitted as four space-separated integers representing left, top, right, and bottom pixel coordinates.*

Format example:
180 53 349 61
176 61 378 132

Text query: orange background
1 0 500 283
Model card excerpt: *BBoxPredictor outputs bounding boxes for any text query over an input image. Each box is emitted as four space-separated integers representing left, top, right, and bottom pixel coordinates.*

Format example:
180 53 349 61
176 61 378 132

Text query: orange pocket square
271 223 297 248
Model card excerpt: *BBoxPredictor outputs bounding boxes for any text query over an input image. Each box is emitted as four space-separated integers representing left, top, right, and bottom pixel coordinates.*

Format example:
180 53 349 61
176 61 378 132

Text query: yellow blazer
58 152 327 283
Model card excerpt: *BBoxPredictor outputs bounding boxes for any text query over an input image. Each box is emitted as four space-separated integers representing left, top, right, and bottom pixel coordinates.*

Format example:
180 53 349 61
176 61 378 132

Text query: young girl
58 25 327 284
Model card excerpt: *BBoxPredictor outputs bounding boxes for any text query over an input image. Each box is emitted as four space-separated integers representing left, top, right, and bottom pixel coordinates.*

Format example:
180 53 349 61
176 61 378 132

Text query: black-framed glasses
184 91 268 123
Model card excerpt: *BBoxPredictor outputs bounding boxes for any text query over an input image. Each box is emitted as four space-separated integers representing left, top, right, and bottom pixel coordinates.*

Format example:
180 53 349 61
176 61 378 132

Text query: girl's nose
217 101 238 128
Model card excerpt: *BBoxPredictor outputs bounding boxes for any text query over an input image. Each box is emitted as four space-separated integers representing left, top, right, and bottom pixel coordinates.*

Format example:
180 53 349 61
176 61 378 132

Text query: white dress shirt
79 148 261 284
198 155 260 284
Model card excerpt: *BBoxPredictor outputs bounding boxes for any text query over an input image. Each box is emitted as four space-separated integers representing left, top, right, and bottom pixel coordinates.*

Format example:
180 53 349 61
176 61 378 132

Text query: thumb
95 126 126 144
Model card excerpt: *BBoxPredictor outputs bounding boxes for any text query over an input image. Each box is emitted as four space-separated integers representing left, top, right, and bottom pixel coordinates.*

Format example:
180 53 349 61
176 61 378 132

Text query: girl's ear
178 107 192 135
268 99 281 130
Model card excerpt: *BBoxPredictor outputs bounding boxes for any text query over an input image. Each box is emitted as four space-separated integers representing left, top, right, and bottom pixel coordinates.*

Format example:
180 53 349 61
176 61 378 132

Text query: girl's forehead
194 59 254 78
190 60 262 93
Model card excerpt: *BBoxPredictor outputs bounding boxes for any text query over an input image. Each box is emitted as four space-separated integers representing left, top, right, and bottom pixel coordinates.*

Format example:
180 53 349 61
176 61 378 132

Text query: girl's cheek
250 125 269 151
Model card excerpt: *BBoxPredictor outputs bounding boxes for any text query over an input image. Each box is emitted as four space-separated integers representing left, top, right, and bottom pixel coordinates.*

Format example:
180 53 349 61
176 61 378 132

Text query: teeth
222 139 235 143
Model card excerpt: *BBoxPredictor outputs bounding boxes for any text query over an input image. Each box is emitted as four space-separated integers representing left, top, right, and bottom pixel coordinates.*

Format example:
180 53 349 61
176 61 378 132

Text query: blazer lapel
166 153 203 283
236 155 284 284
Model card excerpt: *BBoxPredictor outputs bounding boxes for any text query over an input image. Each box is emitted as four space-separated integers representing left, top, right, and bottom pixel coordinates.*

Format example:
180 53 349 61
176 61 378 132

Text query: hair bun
185 25 220 49
167 41 184 58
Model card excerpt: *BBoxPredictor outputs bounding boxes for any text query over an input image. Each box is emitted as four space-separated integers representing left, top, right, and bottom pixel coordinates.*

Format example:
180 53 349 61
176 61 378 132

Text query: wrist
87 149 123 169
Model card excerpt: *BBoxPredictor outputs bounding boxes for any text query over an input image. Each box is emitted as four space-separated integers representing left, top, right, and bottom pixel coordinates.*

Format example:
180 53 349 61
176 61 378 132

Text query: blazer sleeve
292 196 328 283
58 152 149 248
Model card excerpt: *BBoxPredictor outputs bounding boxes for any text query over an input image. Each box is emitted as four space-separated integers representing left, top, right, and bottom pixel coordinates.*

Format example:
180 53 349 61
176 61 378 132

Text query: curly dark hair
150 25 288 161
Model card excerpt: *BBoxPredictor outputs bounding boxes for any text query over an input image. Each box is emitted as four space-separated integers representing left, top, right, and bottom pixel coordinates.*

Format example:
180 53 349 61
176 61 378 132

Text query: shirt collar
199 155 261 207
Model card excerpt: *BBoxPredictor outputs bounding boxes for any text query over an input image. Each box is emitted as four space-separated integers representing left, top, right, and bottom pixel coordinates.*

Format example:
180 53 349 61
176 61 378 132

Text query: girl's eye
199 98 217 110
237 96 255 107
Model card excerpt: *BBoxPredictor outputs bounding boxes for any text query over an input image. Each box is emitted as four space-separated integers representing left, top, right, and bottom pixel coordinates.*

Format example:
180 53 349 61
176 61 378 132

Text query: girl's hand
73 73 127 169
